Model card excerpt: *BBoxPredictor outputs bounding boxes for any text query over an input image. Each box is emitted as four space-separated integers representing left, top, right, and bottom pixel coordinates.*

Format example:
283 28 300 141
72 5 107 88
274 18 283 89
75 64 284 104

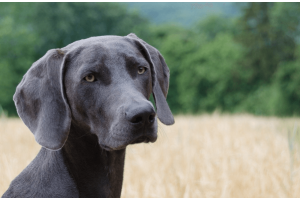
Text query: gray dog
2 33 174 198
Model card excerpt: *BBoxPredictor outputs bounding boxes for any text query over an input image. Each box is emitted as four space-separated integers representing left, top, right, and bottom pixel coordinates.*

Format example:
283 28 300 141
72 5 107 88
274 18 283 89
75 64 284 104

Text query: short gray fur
2 33 174 198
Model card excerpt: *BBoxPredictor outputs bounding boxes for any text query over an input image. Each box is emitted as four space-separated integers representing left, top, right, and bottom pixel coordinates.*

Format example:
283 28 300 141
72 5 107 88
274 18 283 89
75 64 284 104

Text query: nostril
149 113 155 123
126 106 156 125
131 116 143 124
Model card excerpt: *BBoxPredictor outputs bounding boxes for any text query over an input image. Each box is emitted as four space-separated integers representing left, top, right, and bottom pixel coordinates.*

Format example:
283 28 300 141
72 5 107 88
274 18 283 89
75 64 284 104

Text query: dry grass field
1 114 300 197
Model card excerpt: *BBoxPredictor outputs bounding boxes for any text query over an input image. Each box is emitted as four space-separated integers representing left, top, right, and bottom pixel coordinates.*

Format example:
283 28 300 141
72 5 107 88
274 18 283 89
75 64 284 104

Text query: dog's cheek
136 70 152 99
69 87 92 123
87 91 117 140
64 83 100 132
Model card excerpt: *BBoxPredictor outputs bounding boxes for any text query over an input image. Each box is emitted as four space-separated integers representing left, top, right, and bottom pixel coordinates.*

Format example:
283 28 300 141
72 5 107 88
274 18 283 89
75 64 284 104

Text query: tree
0 3 150 115
149 24 200 113
12 3 151 58
0 15 37 115
177 33 246 113
236 3 300 85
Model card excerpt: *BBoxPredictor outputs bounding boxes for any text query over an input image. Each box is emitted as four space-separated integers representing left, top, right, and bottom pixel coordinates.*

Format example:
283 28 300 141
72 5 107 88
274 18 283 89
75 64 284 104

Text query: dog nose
126 104 156 125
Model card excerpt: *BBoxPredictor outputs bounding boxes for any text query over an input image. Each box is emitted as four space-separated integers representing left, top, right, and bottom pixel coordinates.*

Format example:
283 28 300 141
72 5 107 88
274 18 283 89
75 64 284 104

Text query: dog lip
129 135 156 145
99 144 113 151
99 144 123 151
131 136 149 144
99 133 157 151
99 143 127 151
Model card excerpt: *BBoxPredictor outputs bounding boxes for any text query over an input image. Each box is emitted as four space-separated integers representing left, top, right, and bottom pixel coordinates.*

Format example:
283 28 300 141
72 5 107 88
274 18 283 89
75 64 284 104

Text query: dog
2 33 174 198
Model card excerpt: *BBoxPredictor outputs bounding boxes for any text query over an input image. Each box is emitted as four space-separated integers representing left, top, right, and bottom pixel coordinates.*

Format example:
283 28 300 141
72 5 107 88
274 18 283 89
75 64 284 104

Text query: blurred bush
0 2 150 115
0 2 299 116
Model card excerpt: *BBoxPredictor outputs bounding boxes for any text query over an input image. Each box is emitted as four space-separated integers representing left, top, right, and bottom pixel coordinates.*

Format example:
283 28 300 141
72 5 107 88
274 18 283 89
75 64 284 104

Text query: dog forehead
68 36 138 57
65 36 149 83
68 36 146 69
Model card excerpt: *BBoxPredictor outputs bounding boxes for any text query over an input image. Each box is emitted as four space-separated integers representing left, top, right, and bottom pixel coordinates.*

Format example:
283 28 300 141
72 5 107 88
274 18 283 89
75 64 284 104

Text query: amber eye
138 67 146 75
85 74 95 82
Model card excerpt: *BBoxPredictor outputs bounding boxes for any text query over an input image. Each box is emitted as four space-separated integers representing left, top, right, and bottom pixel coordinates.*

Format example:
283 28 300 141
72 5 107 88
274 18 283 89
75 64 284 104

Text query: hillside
125 2 240 27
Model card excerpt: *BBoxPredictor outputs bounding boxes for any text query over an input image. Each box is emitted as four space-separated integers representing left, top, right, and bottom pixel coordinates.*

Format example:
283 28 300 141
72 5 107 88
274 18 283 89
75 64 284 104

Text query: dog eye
138 67 146 75
85 74 95 82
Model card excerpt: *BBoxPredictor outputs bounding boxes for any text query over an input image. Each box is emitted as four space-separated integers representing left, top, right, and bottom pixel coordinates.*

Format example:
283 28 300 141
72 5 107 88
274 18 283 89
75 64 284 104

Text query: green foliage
193 15 238 40
148 25 199 113
0 2 150 115
273 60 300 115
0 2 300 117
0 14 37 114
10 3 151 59
236 3 300 85
126 2 240 27
177 33 247 113
150 16 249 114
234 2 300 116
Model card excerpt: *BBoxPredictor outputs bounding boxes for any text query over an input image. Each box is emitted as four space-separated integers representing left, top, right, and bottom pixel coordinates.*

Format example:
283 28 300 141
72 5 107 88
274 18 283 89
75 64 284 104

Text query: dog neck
61 123 126 197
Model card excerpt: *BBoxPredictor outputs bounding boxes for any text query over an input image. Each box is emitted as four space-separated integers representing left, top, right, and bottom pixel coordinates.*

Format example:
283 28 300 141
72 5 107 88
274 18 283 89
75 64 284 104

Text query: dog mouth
100 144 115 151
129 136 151 145
100 135 156 151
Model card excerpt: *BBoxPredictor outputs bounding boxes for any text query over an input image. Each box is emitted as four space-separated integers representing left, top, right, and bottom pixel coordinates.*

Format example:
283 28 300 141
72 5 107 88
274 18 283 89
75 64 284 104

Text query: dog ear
13 49 71 150
126 33 175 125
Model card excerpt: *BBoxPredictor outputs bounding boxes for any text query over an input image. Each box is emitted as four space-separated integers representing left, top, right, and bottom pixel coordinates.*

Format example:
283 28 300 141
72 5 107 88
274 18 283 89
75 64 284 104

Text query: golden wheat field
1 114 300 197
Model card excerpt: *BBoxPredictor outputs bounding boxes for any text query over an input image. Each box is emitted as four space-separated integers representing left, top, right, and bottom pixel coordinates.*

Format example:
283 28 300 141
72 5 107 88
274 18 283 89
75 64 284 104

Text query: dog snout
125 103 156 126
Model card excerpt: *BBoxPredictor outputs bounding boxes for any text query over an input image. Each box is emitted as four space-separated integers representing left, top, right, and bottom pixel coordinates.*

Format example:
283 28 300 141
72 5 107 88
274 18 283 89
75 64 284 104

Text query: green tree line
0 2 300 116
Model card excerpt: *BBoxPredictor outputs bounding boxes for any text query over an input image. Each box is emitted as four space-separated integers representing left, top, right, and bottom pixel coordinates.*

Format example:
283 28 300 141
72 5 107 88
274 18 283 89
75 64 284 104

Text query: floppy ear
13 49 71 150
126 33 175 125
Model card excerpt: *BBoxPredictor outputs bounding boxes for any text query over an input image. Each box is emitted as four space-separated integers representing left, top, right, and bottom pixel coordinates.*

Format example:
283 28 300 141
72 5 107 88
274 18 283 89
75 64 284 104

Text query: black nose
126 104 156 125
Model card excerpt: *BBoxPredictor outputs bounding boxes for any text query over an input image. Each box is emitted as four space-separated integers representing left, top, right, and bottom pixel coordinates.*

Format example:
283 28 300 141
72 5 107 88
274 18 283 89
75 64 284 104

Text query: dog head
13 33 174 151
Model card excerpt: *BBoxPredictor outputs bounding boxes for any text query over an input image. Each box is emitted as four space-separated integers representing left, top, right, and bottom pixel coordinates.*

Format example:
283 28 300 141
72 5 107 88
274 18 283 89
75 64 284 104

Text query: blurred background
1 2 300 117
0 2 300 197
